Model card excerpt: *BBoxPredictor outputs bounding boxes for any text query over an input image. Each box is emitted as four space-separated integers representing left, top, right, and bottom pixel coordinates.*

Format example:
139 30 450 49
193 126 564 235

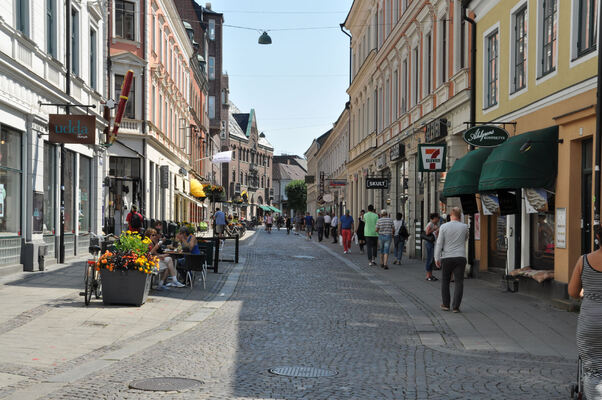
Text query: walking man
339 210 354 254
126 204 144 233
364 205 379 266
330 213 338 244
435 207 469 313
214 208 226 238
305 212 314 240
323 213 331 239
375 210 394 269
316 212 325 242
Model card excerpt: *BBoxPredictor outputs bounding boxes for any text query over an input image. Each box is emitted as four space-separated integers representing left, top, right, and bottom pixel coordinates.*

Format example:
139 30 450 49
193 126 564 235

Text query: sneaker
154 284 169 291
167 280 186 288
452 308 461 313
343 250 348 254
383 265 389 270
440 305 450 311
347 250 351 254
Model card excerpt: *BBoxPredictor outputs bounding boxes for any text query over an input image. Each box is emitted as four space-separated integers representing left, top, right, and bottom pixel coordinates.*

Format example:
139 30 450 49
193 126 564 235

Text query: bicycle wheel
94 269 102 299
84 262 94 306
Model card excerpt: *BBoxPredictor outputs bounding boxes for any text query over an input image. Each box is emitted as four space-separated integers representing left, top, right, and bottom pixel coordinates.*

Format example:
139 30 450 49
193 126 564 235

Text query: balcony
111 118 143 135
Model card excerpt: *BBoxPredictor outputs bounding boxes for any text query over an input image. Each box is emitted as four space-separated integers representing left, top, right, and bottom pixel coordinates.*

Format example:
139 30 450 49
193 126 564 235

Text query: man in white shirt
323 213 332 239
330 213 339 244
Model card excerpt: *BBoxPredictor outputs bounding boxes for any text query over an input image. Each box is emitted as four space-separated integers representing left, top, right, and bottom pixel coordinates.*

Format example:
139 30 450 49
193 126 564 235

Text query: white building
0 0 106 272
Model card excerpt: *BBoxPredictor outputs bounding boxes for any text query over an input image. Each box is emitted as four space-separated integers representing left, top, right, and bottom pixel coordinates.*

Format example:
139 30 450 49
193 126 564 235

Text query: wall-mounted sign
329 180 346 187
390 143 405 161
463 125 509 147
160 165 170 189
418 144 446 172
376 154 386 170
304 175 315 184
319 171 325 196
556 208 566 249
366 177 389 189
49 114 96 144
425 118 448 142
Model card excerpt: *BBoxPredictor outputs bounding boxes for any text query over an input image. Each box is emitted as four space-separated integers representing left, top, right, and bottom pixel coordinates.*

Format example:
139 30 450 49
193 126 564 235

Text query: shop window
43 143 55 234
0 126 22 236
79 156 91 232
63 150 75 233
530 193 555 269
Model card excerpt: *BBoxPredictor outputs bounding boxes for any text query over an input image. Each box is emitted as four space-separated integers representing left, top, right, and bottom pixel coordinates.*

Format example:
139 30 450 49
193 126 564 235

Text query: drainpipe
594 5 602 249
463 6 477 276
141 0 146 218
340 24 352 86
340 24 352 217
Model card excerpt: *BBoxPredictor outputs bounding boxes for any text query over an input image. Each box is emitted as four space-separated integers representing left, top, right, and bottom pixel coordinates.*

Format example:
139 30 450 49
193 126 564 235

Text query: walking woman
424 213 440 281
393 213 407 264
569 227 602 399
356 210 366 254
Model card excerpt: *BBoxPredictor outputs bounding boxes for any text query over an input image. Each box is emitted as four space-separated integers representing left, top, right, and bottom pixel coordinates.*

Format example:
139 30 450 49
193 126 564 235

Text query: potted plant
96 231 159 306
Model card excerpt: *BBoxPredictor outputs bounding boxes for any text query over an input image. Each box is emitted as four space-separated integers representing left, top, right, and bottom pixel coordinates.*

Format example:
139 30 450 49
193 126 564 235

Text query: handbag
399 224 410 240
420 231 436 243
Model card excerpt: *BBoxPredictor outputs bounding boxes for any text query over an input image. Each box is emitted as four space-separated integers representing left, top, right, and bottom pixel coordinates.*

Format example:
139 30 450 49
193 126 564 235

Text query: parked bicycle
83 243 102 306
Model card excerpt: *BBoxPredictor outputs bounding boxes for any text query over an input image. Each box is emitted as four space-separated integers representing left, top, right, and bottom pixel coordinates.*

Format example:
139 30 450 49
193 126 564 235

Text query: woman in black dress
356 210 366 254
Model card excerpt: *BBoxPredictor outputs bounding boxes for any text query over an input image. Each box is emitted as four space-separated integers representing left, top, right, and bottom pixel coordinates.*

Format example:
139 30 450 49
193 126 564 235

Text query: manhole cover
268 366 337 377
292 255 315 259
129 377 203 392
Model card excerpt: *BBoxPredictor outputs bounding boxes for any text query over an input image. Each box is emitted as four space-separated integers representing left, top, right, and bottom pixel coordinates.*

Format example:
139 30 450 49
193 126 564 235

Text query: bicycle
84 243 102 306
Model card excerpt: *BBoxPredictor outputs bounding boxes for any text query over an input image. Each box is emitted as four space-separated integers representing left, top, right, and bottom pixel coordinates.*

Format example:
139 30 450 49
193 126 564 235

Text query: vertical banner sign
319 171 325 196
109 69 134 144
417 144 446 172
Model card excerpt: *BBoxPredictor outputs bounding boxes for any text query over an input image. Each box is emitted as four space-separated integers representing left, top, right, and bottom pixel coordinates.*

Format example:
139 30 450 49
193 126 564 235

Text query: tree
285 180 307 213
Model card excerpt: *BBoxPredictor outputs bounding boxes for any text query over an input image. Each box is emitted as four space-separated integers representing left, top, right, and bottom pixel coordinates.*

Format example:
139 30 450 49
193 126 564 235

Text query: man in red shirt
126 204 144 232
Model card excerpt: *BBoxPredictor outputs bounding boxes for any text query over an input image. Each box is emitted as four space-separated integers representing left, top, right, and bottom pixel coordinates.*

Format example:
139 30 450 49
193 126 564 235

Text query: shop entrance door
489 215 507 271
582 139 593 254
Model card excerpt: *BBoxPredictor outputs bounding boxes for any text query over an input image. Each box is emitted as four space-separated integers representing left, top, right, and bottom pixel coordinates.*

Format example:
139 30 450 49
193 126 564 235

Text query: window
43 143 55 235
114 74 135 119
401 59 407 112
486 30 499 108
62 150 75 234
79 156 91 232
16 0 29 36
151 13 155 51
425 33 432 95
385 78 390 127
541 0 557 76
46 0 57 57
393 70 398 120
209 96 215 119
440 17 447 85
158 93 162 127
159 28 163 61
232 169 236 182
208 56 215 80
90 29 97 90
208 19 215 40
577 0 598 56
71 8 79 75
115 0 135 41
413 47 419 105
513 6 527 92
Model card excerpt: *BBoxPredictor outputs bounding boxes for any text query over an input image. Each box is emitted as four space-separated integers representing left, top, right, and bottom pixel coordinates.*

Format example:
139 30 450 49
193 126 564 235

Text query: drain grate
129 377 203 392
268 366 337 378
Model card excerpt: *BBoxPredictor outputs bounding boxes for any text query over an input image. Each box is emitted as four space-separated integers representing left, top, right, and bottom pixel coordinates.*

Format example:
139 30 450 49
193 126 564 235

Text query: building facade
304 130 331 216
228 102 273 219
0 0 106 272
344 0 470 257
272 155 307 216
459 0 599 299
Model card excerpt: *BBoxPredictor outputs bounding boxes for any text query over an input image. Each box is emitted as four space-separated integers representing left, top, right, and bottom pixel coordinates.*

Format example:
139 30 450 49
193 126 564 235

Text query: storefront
104 156 142 235
0 125 23 266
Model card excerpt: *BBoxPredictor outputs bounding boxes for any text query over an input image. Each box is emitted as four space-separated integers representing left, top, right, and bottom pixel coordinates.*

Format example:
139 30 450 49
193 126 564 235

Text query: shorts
378 234 392 254
266 223 272 228
215 225 225 234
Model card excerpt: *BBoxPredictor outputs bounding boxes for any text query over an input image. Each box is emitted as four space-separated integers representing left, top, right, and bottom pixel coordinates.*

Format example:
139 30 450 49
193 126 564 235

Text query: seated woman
145 229 185 289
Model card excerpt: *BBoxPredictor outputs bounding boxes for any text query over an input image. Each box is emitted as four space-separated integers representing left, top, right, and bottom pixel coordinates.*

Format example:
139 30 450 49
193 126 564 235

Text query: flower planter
100 268 151 306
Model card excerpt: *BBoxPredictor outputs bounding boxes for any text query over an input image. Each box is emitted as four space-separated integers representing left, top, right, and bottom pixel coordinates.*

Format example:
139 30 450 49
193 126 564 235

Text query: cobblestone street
1 230 577 399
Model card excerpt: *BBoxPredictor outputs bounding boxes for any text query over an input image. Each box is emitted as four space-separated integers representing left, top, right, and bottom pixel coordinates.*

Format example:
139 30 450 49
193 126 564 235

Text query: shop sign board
160 165 170 189
463 125 509 147
49 114 96 144
366 178 389 189
418 144 446 172
305 175 315 184
376 154 386 170
319 171 325 195
329 180 346 187
556 208 567 249
425 118 448 142
390 143 405 161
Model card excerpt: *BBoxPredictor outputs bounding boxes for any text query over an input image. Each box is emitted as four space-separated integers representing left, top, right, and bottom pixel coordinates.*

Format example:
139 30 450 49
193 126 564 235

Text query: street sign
463 125 509 147
418 144 446 172
366 178 389 189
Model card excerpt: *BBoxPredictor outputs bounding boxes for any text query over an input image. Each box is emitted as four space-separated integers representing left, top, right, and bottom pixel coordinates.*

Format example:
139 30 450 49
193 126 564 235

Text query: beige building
344 0 470 257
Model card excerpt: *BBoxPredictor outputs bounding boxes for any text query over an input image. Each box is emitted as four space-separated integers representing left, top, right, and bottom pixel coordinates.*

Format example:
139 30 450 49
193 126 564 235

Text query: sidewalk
0 230 256 398
310 234 578 361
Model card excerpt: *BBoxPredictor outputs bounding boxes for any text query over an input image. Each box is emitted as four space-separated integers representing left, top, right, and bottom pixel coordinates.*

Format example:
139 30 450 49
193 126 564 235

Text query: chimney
205 2 211 9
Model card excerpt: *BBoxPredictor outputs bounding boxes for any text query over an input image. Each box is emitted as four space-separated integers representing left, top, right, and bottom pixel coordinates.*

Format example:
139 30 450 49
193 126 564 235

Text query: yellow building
460 0 598 298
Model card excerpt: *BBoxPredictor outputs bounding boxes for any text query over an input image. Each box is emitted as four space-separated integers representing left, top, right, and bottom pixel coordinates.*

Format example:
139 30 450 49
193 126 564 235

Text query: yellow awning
190 178 206 198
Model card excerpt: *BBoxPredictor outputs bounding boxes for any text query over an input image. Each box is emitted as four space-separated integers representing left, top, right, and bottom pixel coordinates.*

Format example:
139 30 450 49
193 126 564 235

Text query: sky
204 0 353 157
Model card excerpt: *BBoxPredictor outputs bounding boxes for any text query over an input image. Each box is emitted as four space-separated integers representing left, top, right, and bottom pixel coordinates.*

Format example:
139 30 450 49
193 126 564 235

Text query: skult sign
366 178 389 189
463 125 509 147
49 114 96 145
418 144 446 172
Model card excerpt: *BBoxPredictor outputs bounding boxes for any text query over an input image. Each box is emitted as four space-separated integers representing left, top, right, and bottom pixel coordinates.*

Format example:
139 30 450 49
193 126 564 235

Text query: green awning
443 147 493 197
269 206 282 213
478 126 558 192
259 205 271 211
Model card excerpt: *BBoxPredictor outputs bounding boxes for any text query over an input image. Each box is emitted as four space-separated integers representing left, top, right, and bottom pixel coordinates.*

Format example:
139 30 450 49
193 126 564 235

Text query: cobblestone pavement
19 230 576 399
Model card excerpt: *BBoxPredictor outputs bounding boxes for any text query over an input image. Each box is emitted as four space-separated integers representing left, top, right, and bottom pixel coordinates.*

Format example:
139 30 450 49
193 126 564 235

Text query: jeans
441 257 466 310
424 240 435 272
394 236 405 261
378 234 392 254
331 227 338 242
342 229 352 251
324 226 330 238
316 226 324 241
366 236 378 261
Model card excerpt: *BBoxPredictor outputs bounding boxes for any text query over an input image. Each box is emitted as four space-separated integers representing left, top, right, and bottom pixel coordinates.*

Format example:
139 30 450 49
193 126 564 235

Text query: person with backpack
393 212 409 265
126 204 144 233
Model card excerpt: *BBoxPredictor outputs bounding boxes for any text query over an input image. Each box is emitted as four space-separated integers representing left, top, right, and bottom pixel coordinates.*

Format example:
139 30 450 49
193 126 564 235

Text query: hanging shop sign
366 177 389 189
329 180 347 187
463 125 509 147
425 118 448 142
49 114 96 144
418 144 446 172
376 154 387 170
390 143 405 161
319 171 325 196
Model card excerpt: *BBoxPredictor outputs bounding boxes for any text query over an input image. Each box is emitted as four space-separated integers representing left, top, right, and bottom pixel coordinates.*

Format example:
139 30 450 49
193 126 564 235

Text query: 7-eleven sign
418 144 447 172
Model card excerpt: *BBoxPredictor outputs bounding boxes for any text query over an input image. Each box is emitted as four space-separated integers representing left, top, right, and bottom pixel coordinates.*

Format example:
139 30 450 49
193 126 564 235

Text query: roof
317 129 332 146
258 135 274 150
272 163 306 182
273 155 307 172
233 114 250 135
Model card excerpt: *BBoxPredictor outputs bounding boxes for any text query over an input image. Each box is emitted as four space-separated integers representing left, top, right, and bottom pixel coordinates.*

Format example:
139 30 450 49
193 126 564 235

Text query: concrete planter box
100 269 151 306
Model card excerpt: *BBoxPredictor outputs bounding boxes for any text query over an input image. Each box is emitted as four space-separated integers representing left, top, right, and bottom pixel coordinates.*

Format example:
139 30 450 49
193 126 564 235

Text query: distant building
272 156 308 216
